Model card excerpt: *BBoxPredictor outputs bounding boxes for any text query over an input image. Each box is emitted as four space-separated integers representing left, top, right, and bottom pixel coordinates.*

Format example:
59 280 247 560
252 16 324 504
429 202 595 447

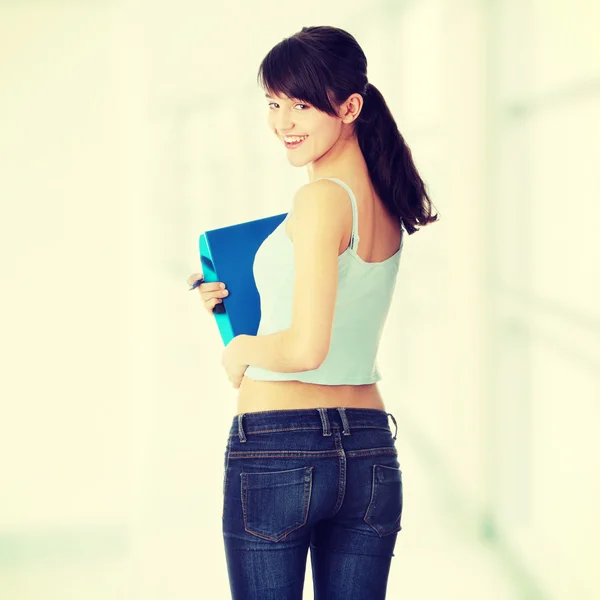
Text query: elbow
291 332 328 371
303 352 325 371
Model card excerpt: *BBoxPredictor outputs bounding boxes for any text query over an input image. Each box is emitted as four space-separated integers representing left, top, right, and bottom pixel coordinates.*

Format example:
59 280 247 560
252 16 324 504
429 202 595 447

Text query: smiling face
265 91 344 167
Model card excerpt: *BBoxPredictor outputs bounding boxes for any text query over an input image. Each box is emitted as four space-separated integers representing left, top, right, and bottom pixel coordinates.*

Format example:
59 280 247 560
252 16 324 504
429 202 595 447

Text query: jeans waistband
228 407 398 443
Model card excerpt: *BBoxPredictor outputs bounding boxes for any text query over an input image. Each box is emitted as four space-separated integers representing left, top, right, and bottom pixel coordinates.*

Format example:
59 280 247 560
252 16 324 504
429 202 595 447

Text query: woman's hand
187 272 228 314
221 335 249 389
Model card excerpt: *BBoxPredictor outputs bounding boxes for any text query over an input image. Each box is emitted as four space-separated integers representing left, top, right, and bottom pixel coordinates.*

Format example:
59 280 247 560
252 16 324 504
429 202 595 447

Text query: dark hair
256 25 438 235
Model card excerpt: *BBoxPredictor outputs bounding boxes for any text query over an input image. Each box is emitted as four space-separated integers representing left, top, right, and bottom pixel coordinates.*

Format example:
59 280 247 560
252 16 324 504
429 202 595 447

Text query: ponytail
355 83 438 234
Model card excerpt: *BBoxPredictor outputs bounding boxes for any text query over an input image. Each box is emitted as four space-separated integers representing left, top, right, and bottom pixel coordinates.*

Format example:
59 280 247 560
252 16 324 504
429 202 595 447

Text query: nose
273 111 294 134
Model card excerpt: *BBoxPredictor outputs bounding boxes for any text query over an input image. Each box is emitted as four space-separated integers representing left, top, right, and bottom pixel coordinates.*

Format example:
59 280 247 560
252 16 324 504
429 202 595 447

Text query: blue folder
198 212 288 346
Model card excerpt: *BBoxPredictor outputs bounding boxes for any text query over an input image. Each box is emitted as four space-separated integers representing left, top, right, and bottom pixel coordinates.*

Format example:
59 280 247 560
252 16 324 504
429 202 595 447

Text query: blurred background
1 0 598 598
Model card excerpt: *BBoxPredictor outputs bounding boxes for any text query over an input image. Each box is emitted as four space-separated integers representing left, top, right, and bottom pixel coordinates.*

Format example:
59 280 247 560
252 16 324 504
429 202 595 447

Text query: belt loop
316 408 331 436
387 412 398 440
337 407 351 436
237 413 247 443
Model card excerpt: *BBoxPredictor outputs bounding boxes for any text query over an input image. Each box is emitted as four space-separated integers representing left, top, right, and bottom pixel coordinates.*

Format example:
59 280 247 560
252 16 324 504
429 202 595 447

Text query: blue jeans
222 407 403 599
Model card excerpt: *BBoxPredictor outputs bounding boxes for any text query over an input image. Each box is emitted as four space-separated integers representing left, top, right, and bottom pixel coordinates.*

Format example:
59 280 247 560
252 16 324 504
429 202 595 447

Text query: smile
282 135 308 149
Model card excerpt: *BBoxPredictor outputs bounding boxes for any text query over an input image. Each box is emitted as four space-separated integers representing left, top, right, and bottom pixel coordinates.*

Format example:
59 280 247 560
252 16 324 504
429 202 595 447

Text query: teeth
284 136 308 143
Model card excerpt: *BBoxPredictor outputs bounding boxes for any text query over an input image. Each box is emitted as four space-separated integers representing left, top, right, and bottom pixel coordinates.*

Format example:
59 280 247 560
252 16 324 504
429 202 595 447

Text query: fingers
187 273 227 313
187 272 203 286
200 284 228 303
200 282 226 295
226 372 243 388
205 295 223 313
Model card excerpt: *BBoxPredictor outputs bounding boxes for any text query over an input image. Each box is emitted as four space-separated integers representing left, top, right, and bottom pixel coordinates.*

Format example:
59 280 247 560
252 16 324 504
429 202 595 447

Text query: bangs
257 37 338 116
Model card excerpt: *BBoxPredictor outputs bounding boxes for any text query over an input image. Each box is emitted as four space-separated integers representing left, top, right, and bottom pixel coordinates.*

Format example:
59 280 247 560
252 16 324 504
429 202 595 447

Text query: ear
340 92 364 124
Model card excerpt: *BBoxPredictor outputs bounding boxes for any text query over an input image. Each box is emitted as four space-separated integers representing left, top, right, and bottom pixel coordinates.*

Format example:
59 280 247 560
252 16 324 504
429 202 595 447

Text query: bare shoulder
291 179 349 222
294 178 348 202
287 180 349 243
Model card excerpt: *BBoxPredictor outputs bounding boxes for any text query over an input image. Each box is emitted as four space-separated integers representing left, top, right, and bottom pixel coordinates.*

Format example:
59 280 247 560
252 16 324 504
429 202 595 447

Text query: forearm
236 329 316 373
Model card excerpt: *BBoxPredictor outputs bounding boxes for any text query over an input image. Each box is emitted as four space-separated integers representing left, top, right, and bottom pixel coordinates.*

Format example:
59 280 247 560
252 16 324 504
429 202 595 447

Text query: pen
189 277 204 291
188 276 226 313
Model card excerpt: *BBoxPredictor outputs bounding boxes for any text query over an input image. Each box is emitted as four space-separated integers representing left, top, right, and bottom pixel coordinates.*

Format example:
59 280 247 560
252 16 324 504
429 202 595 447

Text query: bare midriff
235 375 386 415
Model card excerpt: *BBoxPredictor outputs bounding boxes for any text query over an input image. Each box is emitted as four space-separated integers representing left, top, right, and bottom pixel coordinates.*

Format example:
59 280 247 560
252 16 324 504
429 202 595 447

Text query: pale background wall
1 0 598 598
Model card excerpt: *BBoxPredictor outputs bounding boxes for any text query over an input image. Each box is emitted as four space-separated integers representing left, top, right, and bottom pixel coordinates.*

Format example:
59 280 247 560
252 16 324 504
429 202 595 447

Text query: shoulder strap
315 177 360 251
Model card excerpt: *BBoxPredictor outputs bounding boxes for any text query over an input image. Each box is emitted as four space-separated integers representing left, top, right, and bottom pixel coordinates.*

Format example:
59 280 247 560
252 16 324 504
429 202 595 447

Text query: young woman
188 25 437 600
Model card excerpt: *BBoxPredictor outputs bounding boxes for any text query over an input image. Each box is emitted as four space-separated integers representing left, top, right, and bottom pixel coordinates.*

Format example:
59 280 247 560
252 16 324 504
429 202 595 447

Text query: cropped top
243 177 404 385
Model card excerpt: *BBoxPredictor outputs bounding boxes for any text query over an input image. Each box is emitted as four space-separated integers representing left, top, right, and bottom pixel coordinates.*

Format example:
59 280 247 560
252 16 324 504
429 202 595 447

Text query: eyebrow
264 94 306 104
265 93 293 100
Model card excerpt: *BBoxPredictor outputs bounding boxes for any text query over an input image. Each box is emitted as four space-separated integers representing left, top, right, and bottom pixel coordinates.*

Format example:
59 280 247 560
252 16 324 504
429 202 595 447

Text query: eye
267 102 309 110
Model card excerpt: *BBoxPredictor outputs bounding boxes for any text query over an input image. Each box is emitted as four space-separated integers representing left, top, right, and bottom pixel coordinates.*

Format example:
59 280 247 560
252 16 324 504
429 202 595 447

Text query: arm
234 180 347 372
234 329 315 373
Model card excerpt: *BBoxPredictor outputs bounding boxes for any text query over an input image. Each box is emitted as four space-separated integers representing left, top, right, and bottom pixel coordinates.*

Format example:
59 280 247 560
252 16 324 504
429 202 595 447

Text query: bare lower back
236 376 386 415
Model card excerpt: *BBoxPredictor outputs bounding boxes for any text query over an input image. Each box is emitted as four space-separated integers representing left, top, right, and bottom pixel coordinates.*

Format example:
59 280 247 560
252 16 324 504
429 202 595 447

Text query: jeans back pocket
364 464 403 537
241 465 314 542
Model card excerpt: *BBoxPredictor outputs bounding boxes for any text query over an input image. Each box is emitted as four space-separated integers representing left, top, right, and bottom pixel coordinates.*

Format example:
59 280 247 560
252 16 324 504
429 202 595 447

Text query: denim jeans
222 407 403 599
